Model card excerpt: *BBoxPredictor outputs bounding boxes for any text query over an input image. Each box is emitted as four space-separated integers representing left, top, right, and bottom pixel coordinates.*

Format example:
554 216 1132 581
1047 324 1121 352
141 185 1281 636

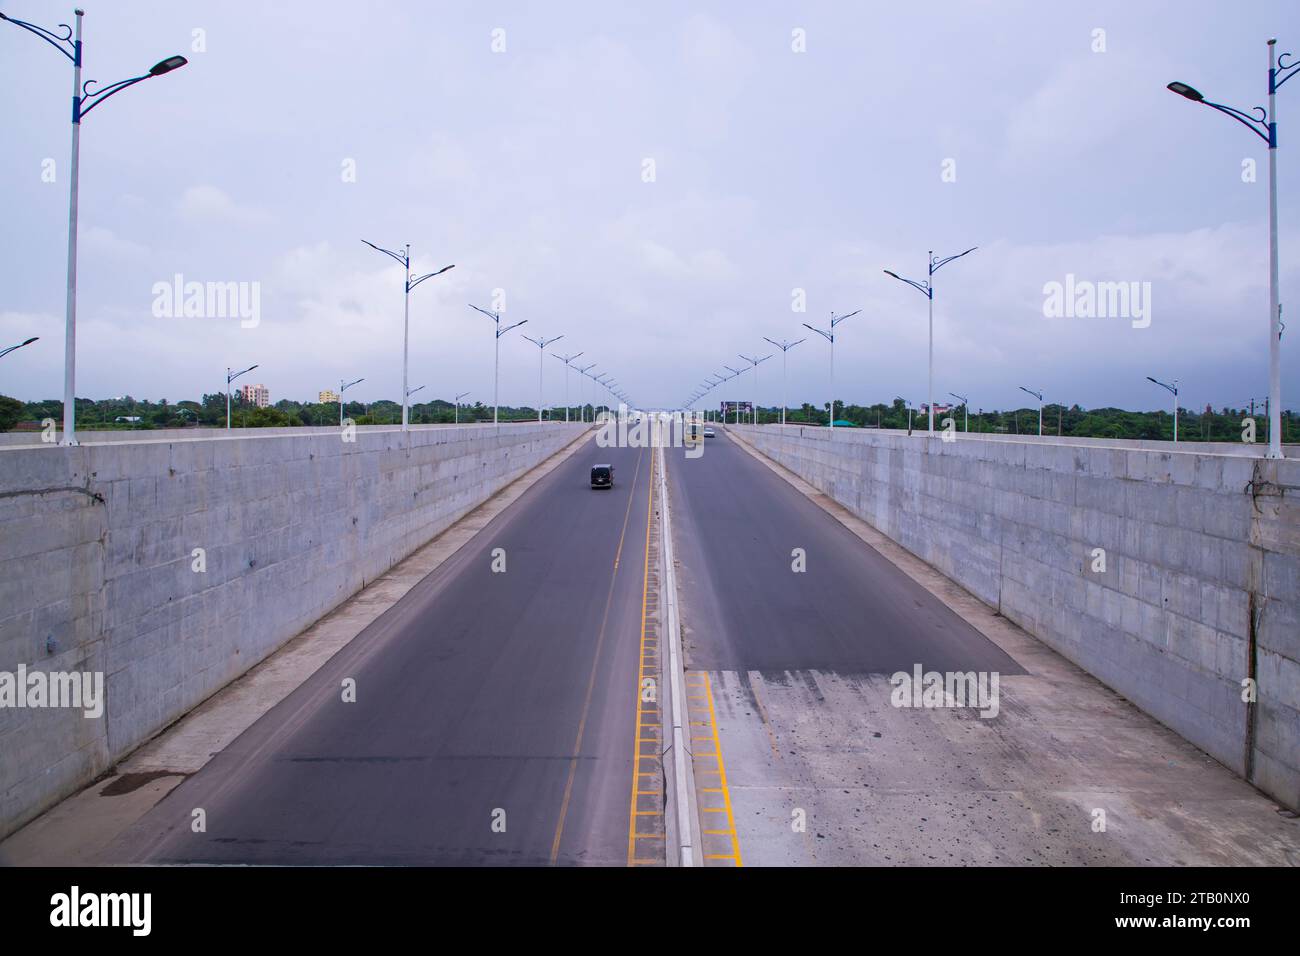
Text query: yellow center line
627 449 659 865
549 446 645 865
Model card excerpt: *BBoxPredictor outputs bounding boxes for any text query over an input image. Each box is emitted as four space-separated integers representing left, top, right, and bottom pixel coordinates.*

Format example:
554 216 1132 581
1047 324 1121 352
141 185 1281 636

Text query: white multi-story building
241 383 270 408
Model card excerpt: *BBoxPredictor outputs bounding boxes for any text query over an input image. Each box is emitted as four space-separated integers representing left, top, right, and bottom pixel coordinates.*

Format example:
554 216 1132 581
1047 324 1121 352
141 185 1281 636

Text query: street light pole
576 363 597 422
1019 386 1044 437
737 356 754 424
884 247 977 435
362 240 453 432
522 333 563 422
454 390 470 425
739 353 771 426
802 309 860 438
468 305 527 426
763 337 806 428
62 11 82 446
711 370 735 424
1268 41 1286 458
2 10 188 446
594 374 612 417
226 364 257 430
552 352 584 423
704 376 724 422
586 371 600 418
1147 376 1180 442
339 377 364 426
1167 41 1297 458
406 384 426 423
722 366 744 425
949 392 969 432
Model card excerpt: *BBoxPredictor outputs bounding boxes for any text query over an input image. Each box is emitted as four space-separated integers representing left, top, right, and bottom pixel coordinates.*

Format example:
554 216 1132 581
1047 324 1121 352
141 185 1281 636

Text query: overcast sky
2 0 1297 414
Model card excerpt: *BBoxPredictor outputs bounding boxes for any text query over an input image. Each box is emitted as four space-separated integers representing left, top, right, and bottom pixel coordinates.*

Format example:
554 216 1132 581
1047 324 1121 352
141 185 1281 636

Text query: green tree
0 394 24 431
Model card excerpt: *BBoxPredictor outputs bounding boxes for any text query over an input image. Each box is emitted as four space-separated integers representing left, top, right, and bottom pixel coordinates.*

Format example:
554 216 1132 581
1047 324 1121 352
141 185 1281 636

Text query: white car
703 427 716 438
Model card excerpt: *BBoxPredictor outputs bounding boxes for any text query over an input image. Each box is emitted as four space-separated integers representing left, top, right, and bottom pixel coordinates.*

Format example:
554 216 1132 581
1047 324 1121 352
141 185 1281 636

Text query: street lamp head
149 55 188 76
1166 81 1204 102
22 337 38 346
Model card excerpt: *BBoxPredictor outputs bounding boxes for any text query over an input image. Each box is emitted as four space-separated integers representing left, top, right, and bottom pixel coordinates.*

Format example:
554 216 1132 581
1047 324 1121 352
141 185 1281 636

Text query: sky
1 0 1297 415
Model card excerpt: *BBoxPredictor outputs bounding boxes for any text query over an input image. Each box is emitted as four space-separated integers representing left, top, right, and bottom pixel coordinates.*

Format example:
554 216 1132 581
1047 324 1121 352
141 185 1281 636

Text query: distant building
240 383 270 408
319 389 340 404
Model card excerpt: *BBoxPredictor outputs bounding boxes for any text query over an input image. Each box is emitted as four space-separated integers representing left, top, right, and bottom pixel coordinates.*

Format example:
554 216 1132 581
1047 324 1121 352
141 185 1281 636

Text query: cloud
82 226 149 261
2 1 1295 411
175 185 273 226
1002 50 1170 167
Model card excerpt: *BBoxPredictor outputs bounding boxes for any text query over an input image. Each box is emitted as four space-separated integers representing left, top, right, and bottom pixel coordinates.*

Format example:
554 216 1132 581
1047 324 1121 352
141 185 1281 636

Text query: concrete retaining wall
732 424 1299 811
0 422 585 838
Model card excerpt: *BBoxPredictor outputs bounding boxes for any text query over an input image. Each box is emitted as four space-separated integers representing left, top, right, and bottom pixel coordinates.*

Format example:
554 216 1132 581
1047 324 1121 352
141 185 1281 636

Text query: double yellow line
627 452 662 864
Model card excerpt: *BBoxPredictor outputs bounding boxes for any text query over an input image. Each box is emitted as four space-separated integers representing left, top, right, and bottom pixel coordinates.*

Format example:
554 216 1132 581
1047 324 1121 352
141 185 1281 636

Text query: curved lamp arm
930 246 978 275
0 12 76 62
409 264 454 290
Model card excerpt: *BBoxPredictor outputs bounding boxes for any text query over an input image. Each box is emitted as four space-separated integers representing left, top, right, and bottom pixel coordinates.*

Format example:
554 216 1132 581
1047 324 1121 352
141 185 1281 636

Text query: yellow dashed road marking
627 451 664 866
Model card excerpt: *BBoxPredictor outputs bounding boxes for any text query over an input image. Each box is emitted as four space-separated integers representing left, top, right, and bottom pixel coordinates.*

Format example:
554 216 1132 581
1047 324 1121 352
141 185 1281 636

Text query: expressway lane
666 426 1025 865
107 435 657 866
668 427 1022 675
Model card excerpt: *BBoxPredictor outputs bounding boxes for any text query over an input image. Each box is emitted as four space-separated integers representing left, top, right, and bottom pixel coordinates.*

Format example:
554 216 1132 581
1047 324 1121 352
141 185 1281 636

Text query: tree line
0 392 1292 444
718 397 1294 444
0 393 598 431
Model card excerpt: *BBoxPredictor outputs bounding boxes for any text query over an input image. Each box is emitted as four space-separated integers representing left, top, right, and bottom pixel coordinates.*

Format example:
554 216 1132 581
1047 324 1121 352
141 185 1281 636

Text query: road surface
108 436 659 866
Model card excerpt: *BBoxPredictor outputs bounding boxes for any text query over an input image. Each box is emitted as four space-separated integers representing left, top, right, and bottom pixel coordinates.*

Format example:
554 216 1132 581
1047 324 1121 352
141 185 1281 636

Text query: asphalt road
668 428 1022 676
109 435 654 866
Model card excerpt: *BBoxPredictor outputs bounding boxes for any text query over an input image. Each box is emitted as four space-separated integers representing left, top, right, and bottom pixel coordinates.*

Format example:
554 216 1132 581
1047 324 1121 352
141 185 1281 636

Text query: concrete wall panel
0 423 583 837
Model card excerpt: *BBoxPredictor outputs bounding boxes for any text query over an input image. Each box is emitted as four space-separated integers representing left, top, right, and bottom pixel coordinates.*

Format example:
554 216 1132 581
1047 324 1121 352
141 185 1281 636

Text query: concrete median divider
730 424 1300 812
0 422 588 838
656 443 700 866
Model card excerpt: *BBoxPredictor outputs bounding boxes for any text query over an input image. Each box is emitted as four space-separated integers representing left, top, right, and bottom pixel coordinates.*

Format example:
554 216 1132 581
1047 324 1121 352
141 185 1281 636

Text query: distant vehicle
590 464 614 489
703 427 715 438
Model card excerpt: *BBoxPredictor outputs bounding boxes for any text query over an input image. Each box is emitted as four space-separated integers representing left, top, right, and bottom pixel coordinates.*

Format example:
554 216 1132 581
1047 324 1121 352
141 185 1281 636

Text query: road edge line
657 442 699 867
